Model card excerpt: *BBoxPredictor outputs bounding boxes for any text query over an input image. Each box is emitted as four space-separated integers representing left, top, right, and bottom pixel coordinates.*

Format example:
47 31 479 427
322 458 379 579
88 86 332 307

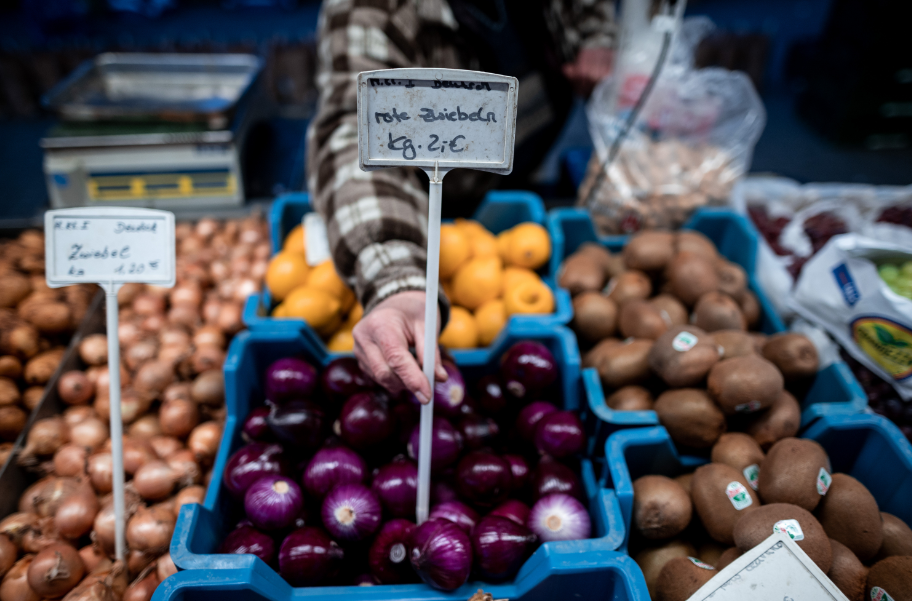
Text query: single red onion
368 519 417 584
408 518 472 591
338 393 392 449
500 341 558 399
471 515 538 582
407 417 462 471
533 411 584 458
278 527 344 586
320 484 382 542
265 357 318 402
241 407 272 442
302 443 367 499
219 525 276 565
428 501 478 535
527 494 591 542
476 376 507 414
244 475 303 531
457 414 500 451
223 442 286 498
409 362 466 417
371 456 418 518
321 358 372 399
531 457 581 500
516 401 559 442
455 451 512 508
489 499 530 526
267 400 326 449
503 454 530 492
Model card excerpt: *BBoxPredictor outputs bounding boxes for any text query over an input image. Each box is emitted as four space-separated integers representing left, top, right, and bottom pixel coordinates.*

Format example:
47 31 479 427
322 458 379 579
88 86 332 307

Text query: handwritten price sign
357 68 518 175
44 207 175 288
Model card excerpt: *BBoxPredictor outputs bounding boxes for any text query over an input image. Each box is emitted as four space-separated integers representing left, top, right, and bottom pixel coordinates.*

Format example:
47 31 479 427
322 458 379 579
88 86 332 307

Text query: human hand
353 290 448 403
562 46 614 98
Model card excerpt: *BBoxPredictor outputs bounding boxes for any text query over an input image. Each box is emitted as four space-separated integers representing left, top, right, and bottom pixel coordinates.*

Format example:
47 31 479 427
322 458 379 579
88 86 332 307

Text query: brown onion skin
19 417 69 465
69 418 108 451
125 550 153 578
0 556 39 601
192 327 225 350
62 407 96 428
122 440 155 476
87 454 113 494
127 416 161 440
77 546 105 574
132 461 176 501
189 345 225 375
187 422 220 467
158 399 199 439
54 486 99 539
0 535 15 579
126 506 175 555
149 436 182 460
20 516 64 554
78 335 108 366
92 505 115 556
0 513 39 547
190 370 223 407
133 362 175 399
123 568 158 601
162 383 192 404
0 406 27 442
165 449 201 487
156 553 176 582
27 543 85 598
173 485 205 517
25 477 81 518
58 372 95 406
53 445 88 478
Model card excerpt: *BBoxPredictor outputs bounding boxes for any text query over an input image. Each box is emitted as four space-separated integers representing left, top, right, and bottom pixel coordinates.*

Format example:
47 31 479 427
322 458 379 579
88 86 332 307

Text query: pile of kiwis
560 230 821 451
630 433 912 600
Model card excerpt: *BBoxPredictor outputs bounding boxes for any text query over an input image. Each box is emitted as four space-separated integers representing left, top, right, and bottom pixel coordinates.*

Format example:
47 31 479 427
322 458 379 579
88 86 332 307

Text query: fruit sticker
687 557 715 570
743 464 760 490
817 468 832 495
851 316 912 381
725 481 753 510
672 331 698 352
871 587 895 601
734 400 762 413
773 519 804 541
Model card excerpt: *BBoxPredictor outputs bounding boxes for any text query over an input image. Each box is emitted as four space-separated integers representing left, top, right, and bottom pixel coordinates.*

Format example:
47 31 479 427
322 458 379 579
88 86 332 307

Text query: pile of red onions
220 342 590 591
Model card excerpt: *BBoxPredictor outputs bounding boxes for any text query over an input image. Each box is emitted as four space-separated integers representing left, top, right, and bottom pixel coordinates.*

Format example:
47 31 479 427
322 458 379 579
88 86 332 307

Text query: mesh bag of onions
219 342 593 591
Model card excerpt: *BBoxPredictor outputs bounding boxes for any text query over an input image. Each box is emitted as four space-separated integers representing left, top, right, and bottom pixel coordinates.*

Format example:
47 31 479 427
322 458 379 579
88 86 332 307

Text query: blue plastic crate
162 325 651 601
547 207 868 451
603 413 912 553
248 191 571 358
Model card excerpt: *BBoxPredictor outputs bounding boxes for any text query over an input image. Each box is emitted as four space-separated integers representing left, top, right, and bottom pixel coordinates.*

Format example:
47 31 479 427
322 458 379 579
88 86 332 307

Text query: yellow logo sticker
852 316 912 380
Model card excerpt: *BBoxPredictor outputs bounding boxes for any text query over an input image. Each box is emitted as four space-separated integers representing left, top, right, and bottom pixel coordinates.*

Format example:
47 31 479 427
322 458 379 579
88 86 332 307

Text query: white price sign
44 207 176 288
357 68 518 174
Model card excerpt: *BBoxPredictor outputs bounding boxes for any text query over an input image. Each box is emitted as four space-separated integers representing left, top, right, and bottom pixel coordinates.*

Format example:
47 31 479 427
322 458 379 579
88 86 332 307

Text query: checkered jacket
306 0 615 318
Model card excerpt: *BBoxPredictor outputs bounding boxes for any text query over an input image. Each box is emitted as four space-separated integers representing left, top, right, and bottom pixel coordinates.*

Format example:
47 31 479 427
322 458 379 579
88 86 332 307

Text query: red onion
410 362 465 417
407 417 462 471
278 527 344 586
320 358 372 400
223 442 287 498
241 407 272 442
219 525 275 565
368 519 417 584
531 457 581 500
503 454 530 492
338 393 392 450
527 494 591 542
431 480 459 505
516 402 558 442
456 451 512 507
471 515 538 582
428 501 478 534
267 400 326 449
320 484 382 542
265 358 318 403
500 341 558 399
302 443 367 499
371 457 418 518
457 414 500 451
476 376 507 414
533 411 584 458
244 475 303 531
407 518 472 591
489 499 531 526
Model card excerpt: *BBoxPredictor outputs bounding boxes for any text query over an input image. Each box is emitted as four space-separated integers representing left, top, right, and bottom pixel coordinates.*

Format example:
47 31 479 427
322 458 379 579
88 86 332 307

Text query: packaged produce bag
791 233 912 399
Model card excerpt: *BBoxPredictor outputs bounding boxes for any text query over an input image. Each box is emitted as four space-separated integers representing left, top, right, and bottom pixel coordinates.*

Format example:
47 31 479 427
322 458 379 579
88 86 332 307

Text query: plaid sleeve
546 0 617 60
306 0 450 323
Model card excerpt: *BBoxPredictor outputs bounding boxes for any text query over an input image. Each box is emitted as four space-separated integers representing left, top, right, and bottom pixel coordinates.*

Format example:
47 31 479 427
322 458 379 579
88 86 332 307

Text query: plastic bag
581 17 766 234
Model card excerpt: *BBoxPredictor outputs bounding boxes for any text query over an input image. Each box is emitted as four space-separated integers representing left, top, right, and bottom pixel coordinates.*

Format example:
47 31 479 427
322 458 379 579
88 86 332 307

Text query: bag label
852 316 912 381
688 557 715 570
726 481 753 510
672 331 699 352
743 464 760 490
773 519 804 541
832 263 860 306
817 468 832 495
871 587 895 601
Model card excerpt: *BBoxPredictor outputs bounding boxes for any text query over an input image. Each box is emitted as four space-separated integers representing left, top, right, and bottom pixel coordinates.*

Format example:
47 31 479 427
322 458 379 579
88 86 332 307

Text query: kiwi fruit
583 338 620 368
576 242 615 275
762 333 820 379
665 251 720 306
655 556 716 601
648 325 721 387
623 231 675 272
635 539 696 598
676 230 719 261
618 299 669 340
867 556 912 601
692 291 747 332
712 329 757 359
876 512 912 559
732 503 832 572
558 253 606 296
650 294 689 327
744 390 801 451
588 338 653 389
828 539 868 601
715 546 741 570
707 355 784 415
571 292 617 343
716 260 747 299
711 433 764 485
633 475 693 539
654 389 727 449
757 438 831 511
605 270 652 305
816 473 883 562
698 541 727 567
675 473 694 495
692 463 759 544
606 385 654 411
739 290 761 328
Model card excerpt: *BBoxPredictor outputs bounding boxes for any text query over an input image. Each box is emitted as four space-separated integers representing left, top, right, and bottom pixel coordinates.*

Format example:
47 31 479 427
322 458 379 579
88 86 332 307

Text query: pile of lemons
264 218 553 351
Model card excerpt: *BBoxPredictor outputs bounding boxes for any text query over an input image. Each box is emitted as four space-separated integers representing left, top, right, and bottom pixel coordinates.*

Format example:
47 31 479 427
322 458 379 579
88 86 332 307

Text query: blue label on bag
833 263 860 306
